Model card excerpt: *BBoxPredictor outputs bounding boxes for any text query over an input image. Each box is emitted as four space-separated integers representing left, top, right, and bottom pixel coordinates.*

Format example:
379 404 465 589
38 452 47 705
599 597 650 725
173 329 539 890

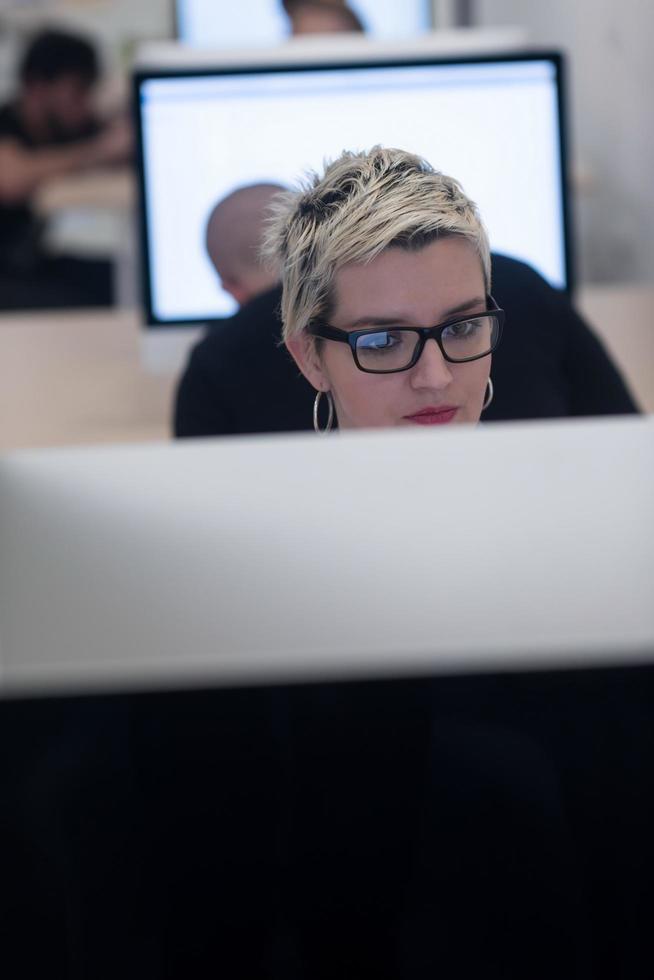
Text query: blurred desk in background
0 309 175 451
33 168 135 216
0 285 652 452
34 168 137 306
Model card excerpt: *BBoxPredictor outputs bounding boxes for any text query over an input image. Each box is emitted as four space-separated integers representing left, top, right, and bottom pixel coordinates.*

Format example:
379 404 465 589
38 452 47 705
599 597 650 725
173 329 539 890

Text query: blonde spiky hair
262 146 491 343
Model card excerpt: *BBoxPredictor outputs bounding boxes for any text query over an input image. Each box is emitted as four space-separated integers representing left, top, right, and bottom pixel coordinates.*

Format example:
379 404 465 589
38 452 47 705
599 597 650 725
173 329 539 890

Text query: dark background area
2 660 653 978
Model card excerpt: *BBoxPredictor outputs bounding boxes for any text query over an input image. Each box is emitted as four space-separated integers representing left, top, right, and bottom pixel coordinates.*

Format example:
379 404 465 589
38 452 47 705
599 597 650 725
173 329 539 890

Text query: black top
174 284 314 437
0 102 100 272
174 254 638 438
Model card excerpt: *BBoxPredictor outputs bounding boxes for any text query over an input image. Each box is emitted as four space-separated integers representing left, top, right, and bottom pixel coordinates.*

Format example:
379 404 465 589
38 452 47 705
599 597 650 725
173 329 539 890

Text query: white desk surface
0 284 652 452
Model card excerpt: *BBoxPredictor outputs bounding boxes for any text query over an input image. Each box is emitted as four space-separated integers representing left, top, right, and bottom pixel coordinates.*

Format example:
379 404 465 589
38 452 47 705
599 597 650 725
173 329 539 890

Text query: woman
264 145 504 432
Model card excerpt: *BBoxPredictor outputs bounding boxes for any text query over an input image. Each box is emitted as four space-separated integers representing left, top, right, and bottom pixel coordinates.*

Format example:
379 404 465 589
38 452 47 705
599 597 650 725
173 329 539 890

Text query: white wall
476 0 654 284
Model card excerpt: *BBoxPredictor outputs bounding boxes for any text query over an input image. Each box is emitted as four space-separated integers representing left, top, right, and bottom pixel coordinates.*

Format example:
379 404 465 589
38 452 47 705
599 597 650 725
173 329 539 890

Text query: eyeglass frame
306 295 505 375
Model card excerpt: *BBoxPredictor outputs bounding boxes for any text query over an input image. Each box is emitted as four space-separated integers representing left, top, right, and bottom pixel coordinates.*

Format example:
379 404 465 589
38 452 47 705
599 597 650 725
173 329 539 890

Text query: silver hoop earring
482 377 494 411
313 390 334 433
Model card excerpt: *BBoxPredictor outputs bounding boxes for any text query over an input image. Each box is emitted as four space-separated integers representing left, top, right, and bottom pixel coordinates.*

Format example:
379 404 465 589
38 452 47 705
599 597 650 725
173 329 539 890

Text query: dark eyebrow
347 296 487 329
441 296 488 320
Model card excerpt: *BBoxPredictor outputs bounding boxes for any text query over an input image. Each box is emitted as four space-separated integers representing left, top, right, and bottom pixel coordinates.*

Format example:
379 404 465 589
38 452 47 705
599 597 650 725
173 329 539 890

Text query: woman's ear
286 332 330 392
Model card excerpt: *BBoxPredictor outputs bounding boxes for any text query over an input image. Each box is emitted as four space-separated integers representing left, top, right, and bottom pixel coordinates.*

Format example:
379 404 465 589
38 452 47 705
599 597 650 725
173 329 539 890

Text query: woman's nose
409 338 454 390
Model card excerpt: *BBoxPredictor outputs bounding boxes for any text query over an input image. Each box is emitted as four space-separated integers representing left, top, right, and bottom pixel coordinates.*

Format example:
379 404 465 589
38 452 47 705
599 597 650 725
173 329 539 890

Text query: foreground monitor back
135 50 572 326
176 0 433 47
2 418 653 975
1 417 652 694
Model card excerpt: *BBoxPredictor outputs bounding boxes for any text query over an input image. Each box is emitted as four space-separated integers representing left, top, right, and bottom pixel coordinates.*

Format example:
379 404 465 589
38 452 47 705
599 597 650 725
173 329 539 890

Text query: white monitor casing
1 417 652 696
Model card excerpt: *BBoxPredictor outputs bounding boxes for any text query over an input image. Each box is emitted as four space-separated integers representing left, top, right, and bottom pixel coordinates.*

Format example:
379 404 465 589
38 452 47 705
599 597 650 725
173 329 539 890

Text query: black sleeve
0 105 23 140
173 344 234 438
558 294 640 416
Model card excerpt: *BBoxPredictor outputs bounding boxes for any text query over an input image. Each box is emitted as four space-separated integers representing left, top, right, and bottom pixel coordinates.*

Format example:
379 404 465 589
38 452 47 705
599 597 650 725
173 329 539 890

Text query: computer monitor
1 417 653 976
175 0 433 47
134 47 573 327
1 416 651 691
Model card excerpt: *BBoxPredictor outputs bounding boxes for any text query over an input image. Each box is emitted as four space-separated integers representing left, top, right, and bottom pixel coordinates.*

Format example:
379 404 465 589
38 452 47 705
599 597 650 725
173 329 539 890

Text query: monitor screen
135 52 571 326
176 0 433 47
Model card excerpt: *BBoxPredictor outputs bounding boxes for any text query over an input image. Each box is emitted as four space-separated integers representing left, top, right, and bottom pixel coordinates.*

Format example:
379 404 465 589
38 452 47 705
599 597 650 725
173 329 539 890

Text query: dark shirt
174 255 638 438
0 102 100 272
175 284 314 437
485 255 638 421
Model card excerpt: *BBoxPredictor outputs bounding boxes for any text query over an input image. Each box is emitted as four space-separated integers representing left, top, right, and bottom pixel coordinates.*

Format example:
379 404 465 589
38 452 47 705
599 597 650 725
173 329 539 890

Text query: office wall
476 0 654 285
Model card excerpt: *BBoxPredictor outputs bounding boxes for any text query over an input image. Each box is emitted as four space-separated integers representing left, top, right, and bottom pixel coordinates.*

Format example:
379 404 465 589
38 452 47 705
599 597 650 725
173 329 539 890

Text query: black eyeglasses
307 296 504 375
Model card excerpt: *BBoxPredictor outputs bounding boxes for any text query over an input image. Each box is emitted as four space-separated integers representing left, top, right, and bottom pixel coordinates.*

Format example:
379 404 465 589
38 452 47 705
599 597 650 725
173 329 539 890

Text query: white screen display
138 58 567 323
177 0 432 47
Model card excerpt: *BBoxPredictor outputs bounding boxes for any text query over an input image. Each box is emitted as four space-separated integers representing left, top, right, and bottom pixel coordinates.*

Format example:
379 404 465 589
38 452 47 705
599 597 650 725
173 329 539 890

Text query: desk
577 285 654 414
33 169 138 305
0 286 652 451
0 309 176 450
33 169 135 215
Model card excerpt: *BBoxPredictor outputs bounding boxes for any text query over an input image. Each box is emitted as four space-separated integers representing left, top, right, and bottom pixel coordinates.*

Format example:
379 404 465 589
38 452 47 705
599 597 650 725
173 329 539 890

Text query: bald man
205 183 283 305
174 183 315 437
285 1 365 35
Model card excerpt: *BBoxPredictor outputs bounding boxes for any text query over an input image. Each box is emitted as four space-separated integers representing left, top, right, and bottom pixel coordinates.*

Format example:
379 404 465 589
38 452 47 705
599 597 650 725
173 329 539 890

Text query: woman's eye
443 319 479 339
358 331 401 351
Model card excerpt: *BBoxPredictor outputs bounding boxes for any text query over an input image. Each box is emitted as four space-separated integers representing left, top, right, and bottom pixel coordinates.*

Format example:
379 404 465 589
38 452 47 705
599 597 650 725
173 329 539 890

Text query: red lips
404 406 458 425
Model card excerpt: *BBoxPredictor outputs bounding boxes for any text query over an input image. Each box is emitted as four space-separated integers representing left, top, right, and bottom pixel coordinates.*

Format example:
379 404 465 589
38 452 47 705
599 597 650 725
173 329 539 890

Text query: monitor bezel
133 49 574 329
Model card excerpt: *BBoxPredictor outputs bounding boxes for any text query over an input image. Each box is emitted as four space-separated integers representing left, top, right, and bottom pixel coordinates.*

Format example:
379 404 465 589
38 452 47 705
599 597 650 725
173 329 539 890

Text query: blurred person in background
174 182 314 438
205 183 284 307
0 28 132 310
282 0 365 35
